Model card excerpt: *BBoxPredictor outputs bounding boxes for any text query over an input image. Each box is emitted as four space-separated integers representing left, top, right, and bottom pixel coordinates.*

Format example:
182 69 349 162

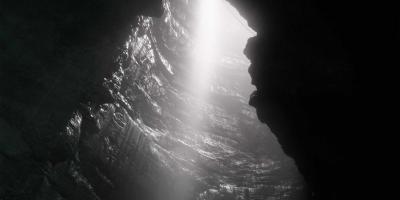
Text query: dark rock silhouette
226 0 394 199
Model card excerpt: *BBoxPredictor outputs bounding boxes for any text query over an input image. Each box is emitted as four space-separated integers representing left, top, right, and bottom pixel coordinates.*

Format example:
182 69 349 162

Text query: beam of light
189 0 218 98
184 0 257 130
171 0 261 198
188 0 256 99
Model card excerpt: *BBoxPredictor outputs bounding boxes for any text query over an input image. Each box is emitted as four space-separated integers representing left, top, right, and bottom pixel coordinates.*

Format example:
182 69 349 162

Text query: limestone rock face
1 0 304 200
2 0 384 199
1 0 162 199
0 0 162 163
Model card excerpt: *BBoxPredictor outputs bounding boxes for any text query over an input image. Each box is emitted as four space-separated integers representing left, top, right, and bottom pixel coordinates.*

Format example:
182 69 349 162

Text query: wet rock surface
2 0 381 199
0 0 161 199
1 0 305 199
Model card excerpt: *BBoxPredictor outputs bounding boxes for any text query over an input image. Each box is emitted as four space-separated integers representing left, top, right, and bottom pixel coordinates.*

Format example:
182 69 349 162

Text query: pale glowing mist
189 0 256 98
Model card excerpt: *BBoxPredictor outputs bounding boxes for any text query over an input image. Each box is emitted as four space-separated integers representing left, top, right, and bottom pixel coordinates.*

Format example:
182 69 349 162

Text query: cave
1 0 371 199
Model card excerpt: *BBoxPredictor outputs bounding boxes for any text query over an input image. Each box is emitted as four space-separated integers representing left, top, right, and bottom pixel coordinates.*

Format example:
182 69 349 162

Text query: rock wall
2 0 304 199
226 0 382 199
1 0 387 199
1 1 162 199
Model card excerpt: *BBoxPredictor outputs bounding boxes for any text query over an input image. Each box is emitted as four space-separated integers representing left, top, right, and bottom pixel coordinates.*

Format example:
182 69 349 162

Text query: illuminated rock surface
3 0 372 199
1 0 304 199
74 1 305 199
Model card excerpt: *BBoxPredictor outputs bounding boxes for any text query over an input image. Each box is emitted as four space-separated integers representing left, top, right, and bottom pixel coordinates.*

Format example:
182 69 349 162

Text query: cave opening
0 0 371 198
79 0 306 199
0 0 308 200
97 0 306 199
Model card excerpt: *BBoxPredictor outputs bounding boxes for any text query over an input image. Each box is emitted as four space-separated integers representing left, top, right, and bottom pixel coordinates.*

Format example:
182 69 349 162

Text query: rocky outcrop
226 0 369 199
1 0 162 199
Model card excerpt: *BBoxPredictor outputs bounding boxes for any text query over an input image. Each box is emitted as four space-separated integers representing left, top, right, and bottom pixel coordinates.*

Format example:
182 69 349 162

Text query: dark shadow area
227 0 396 199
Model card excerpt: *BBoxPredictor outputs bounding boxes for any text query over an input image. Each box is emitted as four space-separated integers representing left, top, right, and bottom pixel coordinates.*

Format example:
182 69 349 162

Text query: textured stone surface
2 0 389 199
1 0 162 199
1 0 303 199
